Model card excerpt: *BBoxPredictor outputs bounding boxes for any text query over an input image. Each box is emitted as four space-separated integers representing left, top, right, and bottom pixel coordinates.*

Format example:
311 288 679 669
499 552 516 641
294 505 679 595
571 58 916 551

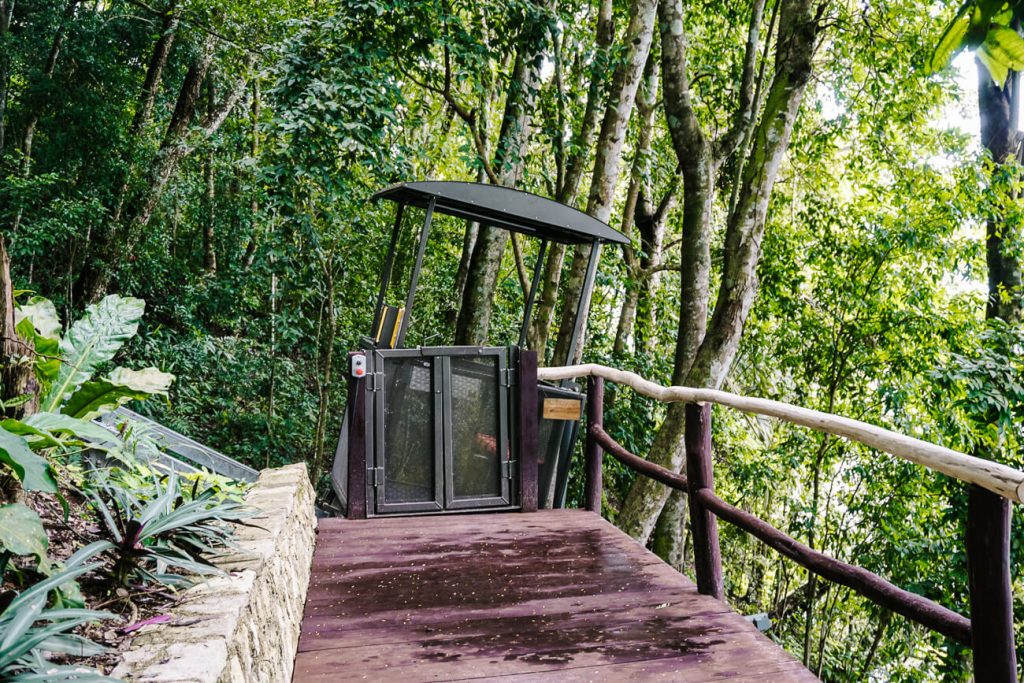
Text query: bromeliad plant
88 474 253 588
0 556 118 681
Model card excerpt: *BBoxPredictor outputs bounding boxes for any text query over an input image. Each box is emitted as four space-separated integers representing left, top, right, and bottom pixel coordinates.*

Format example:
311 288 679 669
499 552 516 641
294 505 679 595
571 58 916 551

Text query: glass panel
449 356 503 500
331 410 350 508
382 357 436 504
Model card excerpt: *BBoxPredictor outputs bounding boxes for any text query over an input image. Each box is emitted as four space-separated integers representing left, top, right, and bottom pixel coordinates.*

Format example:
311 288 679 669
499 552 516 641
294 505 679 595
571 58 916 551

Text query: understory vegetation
1 0 1023 679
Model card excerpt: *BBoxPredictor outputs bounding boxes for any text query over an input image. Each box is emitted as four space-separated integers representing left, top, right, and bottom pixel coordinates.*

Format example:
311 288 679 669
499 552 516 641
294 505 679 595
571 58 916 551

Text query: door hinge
502 460 515 480
369 467 384 487
500 368 516 387
367 372 384 392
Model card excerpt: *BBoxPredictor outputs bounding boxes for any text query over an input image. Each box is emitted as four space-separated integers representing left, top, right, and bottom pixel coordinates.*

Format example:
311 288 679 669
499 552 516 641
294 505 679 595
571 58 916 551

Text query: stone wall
112 463 317 682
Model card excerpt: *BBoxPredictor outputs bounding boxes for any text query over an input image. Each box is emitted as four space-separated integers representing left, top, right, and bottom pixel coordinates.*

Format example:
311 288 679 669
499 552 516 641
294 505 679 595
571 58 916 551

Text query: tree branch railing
540 363 1019 681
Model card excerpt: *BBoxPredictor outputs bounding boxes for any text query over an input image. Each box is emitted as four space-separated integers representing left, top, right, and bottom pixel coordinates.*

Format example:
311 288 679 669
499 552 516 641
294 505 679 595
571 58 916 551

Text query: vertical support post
395 197 435 348
517 349 539 512
685 402 723 599
967 484 1017 682
346 370 367 520
518 239 548 348
563 241 602 369
584 376 604 513
370 203 404 335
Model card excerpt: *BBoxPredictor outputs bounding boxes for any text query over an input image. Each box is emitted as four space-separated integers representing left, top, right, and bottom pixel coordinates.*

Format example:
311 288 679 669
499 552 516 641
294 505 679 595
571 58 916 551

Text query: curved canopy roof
373 181 629 245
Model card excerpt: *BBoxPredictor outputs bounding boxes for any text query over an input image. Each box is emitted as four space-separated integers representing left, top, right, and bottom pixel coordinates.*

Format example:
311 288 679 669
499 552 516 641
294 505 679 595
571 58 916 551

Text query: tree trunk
978 61 1024 325
202 80 217 274
243 78 261 270
19 0 78 175
617 0 821 543
80 38 248 301
74 3 181 300
614 52 660 355
0 0 14 156
551 0 659 365
310 263 337 485
110 0 181 225
0 238 38 418
528 0 614 357
454 16 546 345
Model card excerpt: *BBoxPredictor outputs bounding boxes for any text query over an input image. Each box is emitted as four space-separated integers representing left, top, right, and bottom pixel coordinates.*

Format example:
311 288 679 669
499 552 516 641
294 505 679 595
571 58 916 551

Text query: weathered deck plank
293 510 816 682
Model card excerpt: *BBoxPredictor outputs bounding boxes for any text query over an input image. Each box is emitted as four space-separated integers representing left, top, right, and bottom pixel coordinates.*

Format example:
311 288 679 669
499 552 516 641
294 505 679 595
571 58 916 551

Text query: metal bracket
502 460 515 480
499 368 516 388
369 467 384 487
367 372 384 392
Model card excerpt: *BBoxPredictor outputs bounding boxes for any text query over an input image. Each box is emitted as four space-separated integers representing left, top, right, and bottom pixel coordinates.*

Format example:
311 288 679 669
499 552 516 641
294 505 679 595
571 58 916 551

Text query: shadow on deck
293 510 815 682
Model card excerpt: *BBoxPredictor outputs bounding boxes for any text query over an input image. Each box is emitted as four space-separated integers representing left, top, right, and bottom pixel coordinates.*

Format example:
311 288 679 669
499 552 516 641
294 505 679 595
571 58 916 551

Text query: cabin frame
329 181 628 518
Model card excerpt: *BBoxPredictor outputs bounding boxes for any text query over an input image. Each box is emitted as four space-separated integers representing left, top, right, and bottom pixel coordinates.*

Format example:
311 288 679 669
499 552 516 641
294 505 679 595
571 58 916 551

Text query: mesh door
449 356 504 501
381 357 437 505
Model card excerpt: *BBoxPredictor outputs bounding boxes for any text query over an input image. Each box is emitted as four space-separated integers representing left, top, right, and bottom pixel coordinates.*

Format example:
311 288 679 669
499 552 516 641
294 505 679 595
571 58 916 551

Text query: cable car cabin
328 181 628 518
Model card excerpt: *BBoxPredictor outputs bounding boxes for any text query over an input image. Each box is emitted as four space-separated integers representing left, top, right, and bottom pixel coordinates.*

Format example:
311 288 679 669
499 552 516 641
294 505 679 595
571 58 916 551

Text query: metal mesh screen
449 356 503 500
382 357 436 504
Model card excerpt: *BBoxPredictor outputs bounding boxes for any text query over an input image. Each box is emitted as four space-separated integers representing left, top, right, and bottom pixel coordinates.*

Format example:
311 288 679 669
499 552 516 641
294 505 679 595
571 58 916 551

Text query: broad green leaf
0 428 57 493
0 503 49 571
978 42 1010 85
62 367 173 420
13 317 60 386
929 13 971 73
22 412 115 445
14 296 61 340
108 366 175 395
985 26 1024 69
0 419 63 449
40 295 145 413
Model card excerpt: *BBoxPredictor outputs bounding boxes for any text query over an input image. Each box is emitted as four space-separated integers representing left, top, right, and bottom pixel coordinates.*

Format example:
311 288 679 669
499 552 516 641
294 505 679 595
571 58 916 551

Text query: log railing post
584 376 604 513
517 350 539 512
967 484 1017 682
685 402 723 599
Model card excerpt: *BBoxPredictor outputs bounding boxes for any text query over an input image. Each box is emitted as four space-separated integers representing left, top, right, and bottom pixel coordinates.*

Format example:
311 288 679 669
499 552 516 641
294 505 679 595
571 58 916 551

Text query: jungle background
2 0 1023 678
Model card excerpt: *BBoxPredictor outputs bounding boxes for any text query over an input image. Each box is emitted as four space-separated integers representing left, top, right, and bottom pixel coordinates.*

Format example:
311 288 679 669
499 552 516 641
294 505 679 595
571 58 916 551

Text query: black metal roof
373 181 629 245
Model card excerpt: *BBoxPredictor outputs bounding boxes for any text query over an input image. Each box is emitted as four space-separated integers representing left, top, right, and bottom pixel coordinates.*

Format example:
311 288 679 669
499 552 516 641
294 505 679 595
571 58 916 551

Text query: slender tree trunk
243 78 261 270
0 238 37 419
202 81 217 274
613 53 659 355
455 15 547 345
74 2 180 300
110 1 181 225
0 0 14 156
203 150 217 273
978 62 1024 325
19 0 78 175
80 39 248 301
551 0 659 366
528 0 614 357
617 0 820 543
310 263 337 484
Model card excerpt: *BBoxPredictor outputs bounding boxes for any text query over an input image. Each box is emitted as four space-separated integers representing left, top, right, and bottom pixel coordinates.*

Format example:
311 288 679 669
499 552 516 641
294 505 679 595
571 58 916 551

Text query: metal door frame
441 348 512 510
367 346 515 516
369 349 444 515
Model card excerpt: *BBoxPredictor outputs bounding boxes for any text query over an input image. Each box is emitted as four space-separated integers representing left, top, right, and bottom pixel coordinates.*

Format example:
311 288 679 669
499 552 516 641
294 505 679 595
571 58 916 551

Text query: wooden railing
539 364 1020 682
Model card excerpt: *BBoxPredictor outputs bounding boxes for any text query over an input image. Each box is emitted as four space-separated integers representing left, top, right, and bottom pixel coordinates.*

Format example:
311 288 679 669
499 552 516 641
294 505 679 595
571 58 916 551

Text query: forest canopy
1 0 1023 679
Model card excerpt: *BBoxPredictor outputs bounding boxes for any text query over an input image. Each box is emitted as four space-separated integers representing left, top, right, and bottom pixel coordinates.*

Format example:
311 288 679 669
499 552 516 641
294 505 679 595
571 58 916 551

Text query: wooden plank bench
293 510 815 682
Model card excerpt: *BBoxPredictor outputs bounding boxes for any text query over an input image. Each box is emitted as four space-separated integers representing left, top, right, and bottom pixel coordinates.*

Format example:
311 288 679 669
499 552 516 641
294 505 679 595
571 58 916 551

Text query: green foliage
41 295 154 413
0 505 49 573
930 0 1024 85
0 0 1020 677
0 428 57 494
88 474 253 588
0 563 117 681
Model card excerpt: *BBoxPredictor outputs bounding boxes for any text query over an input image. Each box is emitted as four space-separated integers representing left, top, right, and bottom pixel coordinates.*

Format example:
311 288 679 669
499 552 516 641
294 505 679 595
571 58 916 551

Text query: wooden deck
293 510 816 682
